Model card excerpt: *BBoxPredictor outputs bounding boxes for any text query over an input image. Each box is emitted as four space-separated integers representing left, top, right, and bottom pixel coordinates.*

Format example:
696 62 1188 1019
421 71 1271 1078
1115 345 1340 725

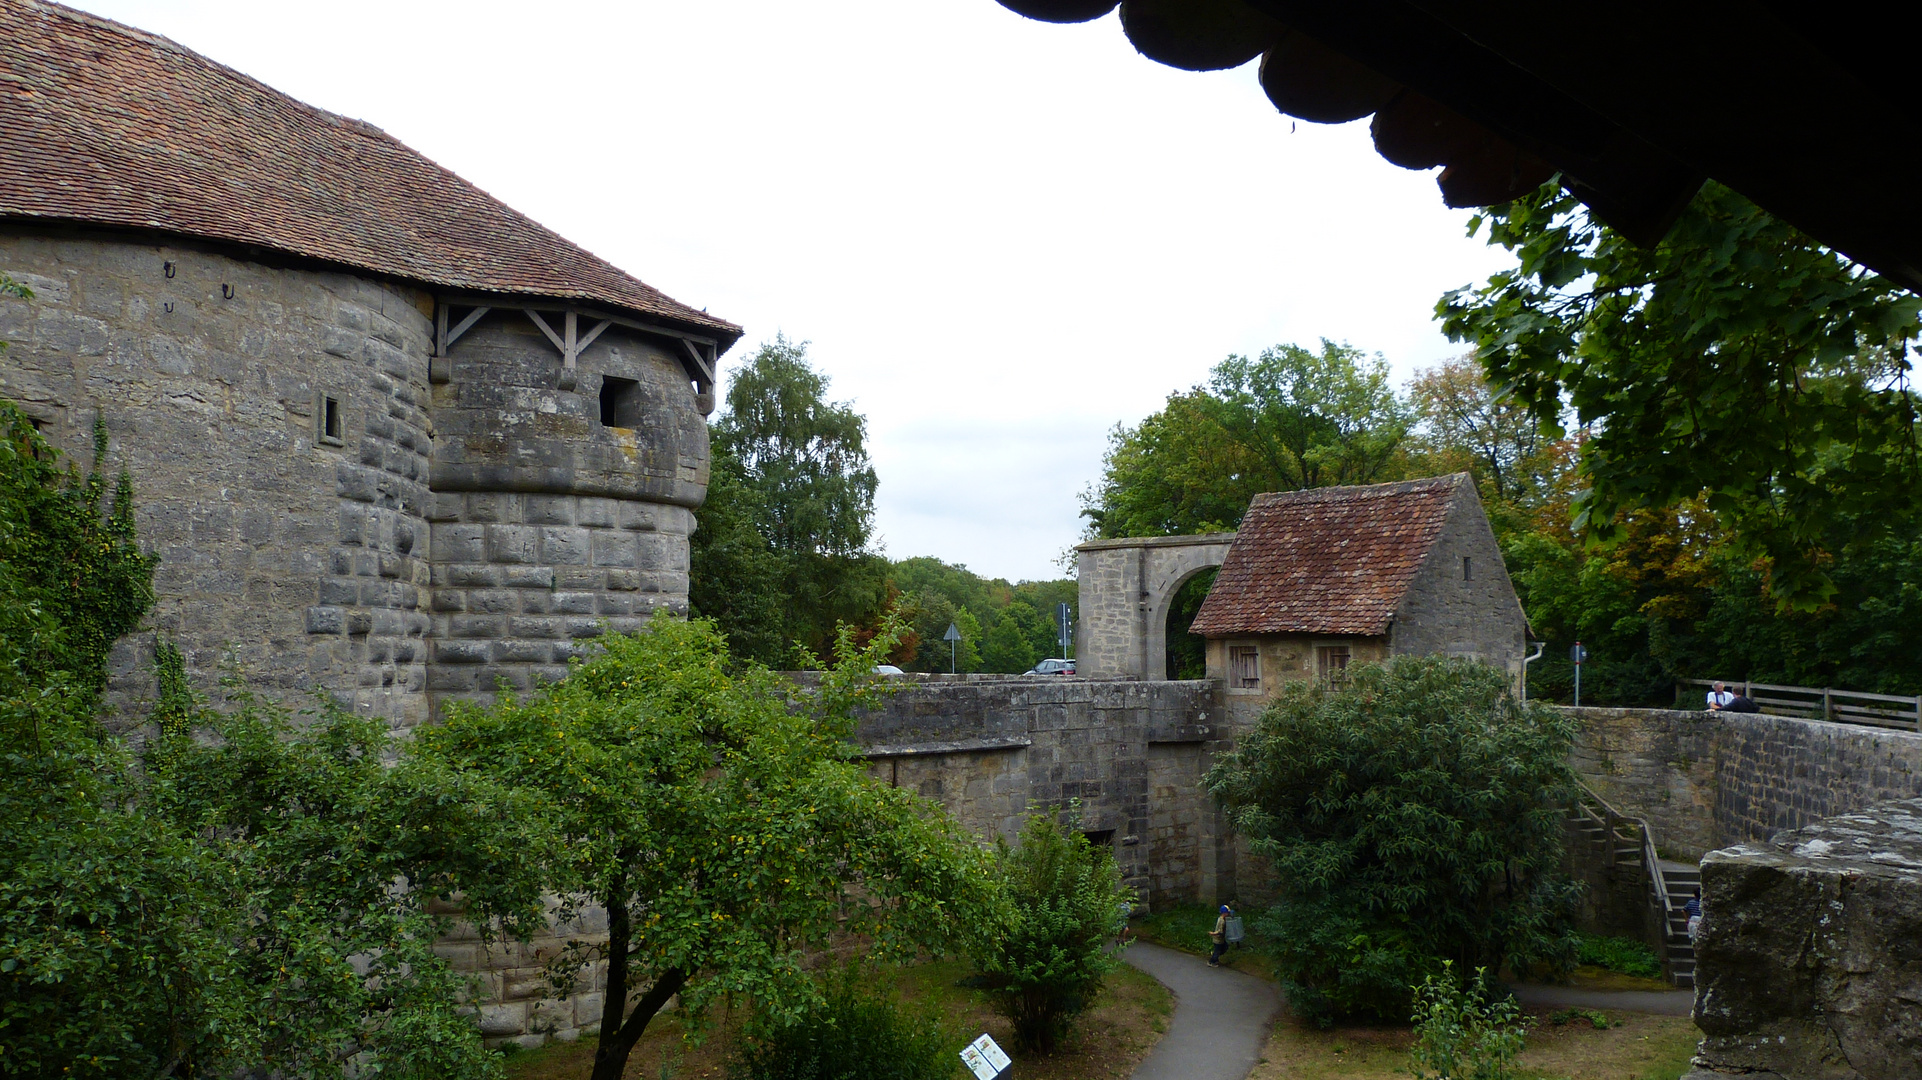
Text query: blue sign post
1570 642 1588 707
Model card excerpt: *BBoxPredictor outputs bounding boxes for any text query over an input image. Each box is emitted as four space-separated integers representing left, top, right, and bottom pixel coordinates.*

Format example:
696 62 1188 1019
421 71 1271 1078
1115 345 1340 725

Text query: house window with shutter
1316 645 1351 683
1228 645 1260 689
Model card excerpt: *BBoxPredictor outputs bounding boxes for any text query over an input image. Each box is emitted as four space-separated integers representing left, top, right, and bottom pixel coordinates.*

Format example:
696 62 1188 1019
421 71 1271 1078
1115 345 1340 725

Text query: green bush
970 811 1133 1052
1205 656 1582 1025
1 400 547 1078
729 967 960 1080
1407 963 1525 1080
1576 933 1663 979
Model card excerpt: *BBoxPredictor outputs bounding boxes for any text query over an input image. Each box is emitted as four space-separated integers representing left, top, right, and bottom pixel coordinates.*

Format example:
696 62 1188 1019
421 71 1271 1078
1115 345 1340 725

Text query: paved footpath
1123 942 1281 1080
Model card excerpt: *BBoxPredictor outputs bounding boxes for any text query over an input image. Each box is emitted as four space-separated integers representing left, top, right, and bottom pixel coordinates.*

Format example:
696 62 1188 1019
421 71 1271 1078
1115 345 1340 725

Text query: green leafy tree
1 404 543 1079
1082 341 1411 539
971 811 1133 1052
1204 657 1580 1026
714 335 877 559
951 607 984 673
1201 340 1411 492
416 615 1003 1080
1081 390 1268 539
979 600 1050 674
887 559 1073 673
690 446 792 666
1440 180 1922 608
1407 355 1552 510
696 336 888 660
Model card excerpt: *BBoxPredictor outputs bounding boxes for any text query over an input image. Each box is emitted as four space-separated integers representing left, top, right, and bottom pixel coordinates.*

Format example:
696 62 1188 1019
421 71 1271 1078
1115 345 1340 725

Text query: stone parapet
1565 706 1922 860
853 677 1233 909
1690 799 1922 1080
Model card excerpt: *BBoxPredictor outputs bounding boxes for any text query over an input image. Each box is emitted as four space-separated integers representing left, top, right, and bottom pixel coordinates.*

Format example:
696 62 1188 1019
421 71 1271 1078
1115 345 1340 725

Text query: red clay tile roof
0 0 740 342
1189 474 1467 637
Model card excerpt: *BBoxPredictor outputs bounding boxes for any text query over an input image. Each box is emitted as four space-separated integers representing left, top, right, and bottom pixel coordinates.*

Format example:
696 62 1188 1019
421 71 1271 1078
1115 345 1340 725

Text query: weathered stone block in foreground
1690 798 1922 1080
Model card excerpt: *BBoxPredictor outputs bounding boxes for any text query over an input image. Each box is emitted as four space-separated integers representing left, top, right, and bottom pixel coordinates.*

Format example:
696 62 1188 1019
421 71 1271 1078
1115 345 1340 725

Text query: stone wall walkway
1123 941 1280 1080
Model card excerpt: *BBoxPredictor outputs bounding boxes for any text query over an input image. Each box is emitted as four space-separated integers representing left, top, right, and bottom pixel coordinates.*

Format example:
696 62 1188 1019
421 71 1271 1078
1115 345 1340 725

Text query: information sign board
960 1033 1011 1079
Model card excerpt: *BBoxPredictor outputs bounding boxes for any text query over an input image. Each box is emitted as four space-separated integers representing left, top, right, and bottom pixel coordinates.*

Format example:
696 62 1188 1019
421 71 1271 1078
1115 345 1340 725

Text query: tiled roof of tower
0 0 740 342
1189 474 1466 637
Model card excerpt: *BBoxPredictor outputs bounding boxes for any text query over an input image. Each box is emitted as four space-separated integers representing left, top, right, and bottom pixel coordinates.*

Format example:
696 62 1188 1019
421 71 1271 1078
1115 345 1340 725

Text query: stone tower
0 0 741 728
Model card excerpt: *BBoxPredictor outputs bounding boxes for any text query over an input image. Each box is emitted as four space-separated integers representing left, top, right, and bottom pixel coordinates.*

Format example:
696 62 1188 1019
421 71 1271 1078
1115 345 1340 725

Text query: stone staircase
1660 860 1700 989
1568 790 1698 989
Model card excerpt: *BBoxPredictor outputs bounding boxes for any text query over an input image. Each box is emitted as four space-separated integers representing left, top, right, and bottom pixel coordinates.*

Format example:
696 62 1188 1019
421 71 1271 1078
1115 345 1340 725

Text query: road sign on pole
1571 641 1587 707
944 621 962 675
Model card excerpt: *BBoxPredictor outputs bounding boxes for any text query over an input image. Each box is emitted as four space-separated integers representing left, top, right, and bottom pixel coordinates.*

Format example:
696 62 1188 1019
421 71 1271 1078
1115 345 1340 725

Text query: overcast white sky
69 0 1515 582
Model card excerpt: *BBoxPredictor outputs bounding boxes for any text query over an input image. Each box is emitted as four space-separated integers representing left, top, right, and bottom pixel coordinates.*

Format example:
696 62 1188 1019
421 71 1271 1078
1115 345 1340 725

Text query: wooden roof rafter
431 295 721 403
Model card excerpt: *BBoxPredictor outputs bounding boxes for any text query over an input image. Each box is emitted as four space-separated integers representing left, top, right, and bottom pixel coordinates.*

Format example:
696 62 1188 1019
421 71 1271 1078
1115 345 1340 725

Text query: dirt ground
502 958 1172 1080
1246 1005 1701 1080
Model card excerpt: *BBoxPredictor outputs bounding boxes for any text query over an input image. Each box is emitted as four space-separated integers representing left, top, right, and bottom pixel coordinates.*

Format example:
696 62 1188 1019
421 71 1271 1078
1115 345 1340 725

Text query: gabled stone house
1188 473 1528 699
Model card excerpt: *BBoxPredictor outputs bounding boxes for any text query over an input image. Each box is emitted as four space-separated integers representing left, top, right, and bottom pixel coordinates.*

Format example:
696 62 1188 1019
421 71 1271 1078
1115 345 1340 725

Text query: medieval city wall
853 676 1236 910
1567 705 1922 859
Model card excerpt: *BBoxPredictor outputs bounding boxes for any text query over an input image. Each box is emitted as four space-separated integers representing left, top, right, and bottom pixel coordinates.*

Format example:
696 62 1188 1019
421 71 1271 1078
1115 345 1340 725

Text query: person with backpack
1208 903 1241 967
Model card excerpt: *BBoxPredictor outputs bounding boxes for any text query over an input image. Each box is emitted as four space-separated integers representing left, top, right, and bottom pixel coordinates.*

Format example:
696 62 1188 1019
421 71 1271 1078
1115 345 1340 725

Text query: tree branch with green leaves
1439 181 1922 608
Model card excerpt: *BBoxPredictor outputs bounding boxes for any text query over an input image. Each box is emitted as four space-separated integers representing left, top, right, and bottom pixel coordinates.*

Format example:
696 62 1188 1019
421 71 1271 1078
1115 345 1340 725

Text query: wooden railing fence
1570 782 1685 986
1676 678 1922 732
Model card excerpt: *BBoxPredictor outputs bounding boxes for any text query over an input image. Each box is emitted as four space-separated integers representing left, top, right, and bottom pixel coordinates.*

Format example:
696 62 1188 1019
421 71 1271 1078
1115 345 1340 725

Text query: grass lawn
1249 1006 1701 1080
500 958 1171 1080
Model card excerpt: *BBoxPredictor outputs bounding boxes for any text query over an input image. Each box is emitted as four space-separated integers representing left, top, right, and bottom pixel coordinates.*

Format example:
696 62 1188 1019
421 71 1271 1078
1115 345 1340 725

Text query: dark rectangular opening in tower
600 376 641 428
320 396 342 444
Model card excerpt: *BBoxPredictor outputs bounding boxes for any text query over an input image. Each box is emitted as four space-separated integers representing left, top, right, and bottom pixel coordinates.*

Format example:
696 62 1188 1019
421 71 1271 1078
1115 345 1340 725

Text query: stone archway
1075 533 1236 680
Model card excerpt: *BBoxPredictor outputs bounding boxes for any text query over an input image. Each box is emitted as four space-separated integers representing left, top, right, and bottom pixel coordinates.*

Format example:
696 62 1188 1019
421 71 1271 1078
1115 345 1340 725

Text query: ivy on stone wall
0 402 153 703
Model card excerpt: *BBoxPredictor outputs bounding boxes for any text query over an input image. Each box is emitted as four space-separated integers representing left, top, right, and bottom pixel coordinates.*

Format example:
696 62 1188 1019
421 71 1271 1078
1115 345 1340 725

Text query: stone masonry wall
1387 490 1529 677
432 899 612 1050
1 229 440 728
1 227 707 735
1074 534 1234 680
1568 705 1922 860
424 492 691 716
854 676 1233 910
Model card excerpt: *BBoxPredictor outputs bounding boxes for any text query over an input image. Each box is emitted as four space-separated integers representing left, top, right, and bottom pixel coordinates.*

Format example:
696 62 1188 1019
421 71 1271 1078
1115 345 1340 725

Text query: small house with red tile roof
1189 473 1528 696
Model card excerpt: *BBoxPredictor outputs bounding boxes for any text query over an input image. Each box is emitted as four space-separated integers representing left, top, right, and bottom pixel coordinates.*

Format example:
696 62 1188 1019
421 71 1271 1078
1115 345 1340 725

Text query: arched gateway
1076 533 1237 680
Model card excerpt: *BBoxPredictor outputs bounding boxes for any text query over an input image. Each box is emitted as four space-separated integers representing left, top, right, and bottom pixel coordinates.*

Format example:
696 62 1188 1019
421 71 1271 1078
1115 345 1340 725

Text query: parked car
873 664 905 676
1025 658 1076 676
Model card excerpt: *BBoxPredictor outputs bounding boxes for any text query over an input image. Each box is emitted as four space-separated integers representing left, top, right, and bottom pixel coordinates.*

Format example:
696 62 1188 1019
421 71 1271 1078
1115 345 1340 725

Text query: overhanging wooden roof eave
997 0 1922 293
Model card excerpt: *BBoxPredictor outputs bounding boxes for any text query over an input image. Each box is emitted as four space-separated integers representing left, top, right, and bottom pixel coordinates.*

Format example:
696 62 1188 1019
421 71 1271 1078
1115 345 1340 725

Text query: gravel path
1122 942 1281 1080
